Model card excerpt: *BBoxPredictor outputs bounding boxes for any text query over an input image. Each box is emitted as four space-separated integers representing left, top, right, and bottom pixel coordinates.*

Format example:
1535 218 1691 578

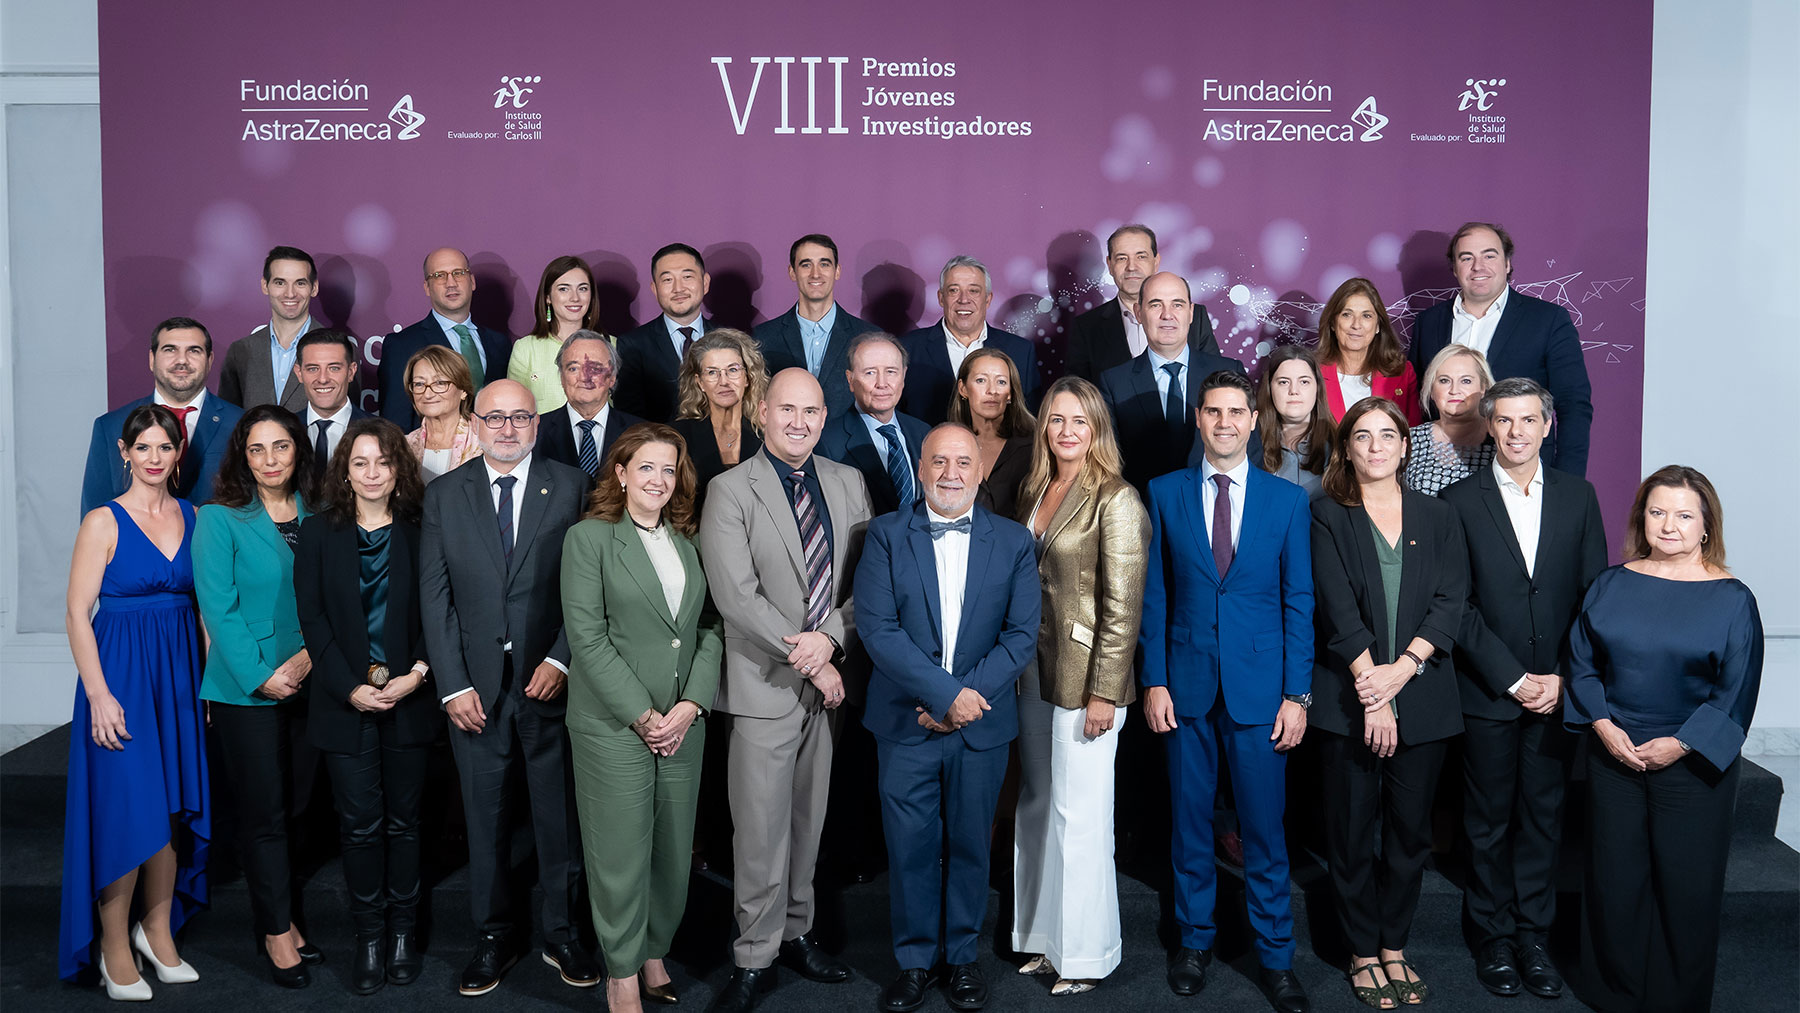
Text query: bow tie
928 517 972 540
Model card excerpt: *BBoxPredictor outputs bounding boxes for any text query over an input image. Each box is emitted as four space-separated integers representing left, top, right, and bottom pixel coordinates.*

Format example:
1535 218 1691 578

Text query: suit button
931 651 941 660
1527 636 1538 646
671 638 681 650
1530 587 1540 596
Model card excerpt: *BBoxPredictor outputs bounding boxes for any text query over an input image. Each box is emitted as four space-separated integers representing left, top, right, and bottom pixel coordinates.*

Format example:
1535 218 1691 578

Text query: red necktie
1211 473 1234 578
172 406 197 476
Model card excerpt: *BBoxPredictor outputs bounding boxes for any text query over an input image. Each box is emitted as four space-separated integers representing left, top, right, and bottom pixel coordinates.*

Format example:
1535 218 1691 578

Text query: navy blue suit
857 504 1039 969
752 304 871 421
815 409 929 517
1408 291 1591 476
897 324 1040 425
1099 349 1248 494
613 315 719 424
1140 463 1313 967
376 315 509 427
81 393 243 515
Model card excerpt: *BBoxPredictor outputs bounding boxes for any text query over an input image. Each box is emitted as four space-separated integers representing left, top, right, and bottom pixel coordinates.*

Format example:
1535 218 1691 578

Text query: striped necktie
495 474 517 568
878 423 913 507
789 470 832 631
576 419 600 476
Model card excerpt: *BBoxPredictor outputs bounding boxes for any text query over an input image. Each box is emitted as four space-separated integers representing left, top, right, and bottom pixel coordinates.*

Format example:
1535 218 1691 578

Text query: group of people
58 222 1760 1013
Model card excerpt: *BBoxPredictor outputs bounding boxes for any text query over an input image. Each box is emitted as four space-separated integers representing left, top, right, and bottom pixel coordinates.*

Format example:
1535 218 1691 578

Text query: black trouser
1461 713 1573 945
323 714 430 938
1581 748 1738 1013
1317 731 1448 954
212 697 321 936
447 654 580 944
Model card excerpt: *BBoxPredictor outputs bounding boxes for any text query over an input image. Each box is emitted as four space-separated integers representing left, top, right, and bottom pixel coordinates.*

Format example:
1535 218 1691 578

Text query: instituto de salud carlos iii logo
1459 78 1506 111
494 75 540 110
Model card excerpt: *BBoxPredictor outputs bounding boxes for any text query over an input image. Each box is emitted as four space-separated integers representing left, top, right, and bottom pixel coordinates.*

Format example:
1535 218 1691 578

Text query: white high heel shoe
131 923 199 984
98 952 153 1001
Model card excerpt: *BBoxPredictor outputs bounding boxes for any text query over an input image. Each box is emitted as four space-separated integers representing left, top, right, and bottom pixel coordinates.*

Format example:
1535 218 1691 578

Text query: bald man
700 369 873 1012
378 246 511 426
419 380 598 995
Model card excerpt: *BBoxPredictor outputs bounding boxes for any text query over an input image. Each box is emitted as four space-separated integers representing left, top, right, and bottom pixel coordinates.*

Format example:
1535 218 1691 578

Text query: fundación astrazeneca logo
1459 78 1506 112
387 95 425 140
494 76 540 110
1352 97 1388 141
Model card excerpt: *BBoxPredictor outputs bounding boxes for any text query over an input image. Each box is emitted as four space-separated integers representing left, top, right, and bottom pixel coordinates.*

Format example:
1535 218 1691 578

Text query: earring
546 307 553 324
620 482 627 491
1702 532 1708 543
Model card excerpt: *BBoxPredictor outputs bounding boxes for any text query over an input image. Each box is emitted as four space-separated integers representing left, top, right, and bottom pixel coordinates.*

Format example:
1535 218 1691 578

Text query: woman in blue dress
60 403 210 999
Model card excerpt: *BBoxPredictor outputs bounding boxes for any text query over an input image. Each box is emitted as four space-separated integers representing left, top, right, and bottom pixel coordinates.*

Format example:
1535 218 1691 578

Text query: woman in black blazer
293 418 441 995
1309 396 1467 1010
670 328 766 514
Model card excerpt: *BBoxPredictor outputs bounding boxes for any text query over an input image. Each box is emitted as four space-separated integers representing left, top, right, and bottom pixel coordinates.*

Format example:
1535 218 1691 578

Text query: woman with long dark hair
947 347 1036 518
509 255 600 412
1315 279 1420 425
59 405 210 999
294 418 440 994
1256 344 1334 495
193 404 322 987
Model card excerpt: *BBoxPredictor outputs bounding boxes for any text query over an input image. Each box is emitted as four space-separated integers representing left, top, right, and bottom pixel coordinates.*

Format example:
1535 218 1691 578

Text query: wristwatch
824 633 846 667
1282 693 1312 710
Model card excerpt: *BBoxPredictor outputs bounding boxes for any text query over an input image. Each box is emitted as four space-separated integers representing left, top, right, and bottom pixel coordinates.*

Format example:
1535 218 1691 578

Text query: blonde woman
669 328 767 512
1404 345 1495 496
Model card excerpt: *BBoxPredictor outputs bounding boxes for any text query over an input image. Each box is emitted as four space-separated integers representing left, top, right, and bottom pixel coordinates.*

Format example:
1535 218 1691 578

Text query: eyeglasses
409 379 457 394
475 411 538 429
701 365 744 382
425 268 473 283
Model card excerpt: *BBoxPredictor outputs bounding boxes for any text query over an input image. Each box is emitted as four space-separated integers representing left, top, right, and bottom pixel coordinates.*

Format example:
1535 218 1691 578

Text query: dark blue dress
58 500 211 981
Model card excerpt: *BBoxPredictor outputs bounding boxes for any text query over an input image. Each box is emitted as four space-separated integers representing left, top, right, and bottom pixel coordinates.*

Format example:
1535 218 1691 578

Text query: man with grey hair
1439 376 1605 1000
816 331 931 517
535 330 644 479
1067 224 1219 383
899 255 1040 425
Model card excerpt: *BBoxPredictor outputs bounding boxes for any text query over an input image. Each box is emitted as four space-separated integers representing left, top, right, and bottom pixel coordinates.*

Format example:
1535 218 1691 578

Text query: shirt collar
662 313 702 338
859 408 900 437
1491 457 1543 496
1452 285 1510 322
271 315 312 345
926 503 976 525
1146 344 1191 372
153 388 207 413
307 400 354 426
763 447 815 477
798 302 838 332
1200 454 1251 487
942 321 988 348
484 452 533 487
566 400 610 426
431 309 474 334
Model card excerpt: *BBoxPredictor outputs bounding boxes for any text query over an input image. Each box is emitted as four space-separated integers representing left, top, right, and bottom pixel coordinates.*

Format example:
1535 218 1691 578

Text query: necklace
632 517 662 535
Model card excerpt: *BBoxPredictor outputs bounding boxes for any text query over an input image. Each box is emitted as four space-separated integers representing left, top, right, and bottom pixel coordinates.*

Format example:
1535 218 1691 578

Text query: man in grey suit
700 368 874 1013
220 245 343 412
418 379 600 997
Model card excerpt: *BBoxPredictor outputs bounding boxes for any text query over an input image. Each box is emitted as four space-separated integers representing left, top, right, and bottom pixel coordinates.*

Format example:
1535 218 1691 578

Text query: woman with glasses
402 345 482 482
670 329 767 514
509 256 599 413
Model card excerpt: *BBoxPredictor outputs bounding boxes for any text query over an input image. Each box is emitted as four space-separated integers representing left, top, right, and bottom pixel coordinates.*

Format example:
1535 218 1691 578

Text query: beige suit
699 452 872 968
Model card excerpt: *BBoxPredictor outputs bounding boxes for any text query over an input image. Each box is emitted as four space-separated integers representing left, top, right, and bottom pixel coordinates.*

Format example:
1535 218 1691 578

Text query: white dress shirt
303 400 355 461
930 504 975 674
1120 301 1148 358
152 388 207 444
942 323 988 378
1450 286 1510 358
565 401 611 447
1336 370 1373 409
1199 455 1250 551
1494 458 1544 695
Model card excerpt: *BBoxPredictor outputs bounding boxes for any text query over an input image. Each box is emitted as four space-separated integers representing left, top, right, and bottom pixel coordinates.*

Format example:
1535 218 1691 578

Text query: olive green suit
561 516 722 976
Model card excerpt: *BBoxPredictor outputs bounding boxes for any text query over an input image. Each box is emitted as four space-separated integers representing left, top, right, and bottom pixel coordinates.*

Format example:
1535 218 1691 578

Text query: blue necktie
878 424 913 507
495 475 517 568
929 517 972 539
312 419 330 483
576 419 600 476
1162 361 1185 431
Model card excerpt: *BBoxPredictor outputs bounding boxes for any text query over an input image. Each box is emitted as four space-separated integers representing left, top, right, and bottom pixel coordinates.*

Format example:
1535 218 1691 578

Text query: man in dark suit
377 247 509 427
220 245 345 412
1098 272 1247 494
534 330 643 480
1067 224 1219 383
1140 372 1313 1012
1440 376 1606 1000
294 329 372 485
855 424 1040 1013
614 243 719 423
81 316 243 514
1407 223 1592 476
753 234 871 420
899 255 1040 425
816 331 930 517
418 379 599 997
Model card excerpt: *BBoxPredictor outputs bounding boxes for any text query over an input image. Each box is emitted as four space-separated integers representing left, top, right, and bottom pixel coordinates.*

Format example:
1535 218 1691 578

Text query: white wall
2 0 1796 748
1643 0 1800 754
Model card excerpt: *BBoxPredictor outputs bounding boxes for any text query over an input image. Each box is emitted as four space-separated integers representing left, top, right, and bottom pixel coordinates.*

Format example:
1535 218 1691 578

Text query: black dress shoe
350 936 385 995
1516 942 1564 998
386 930 422 986
459 934 519 997
1168 947 1212 996
707 965 775 1013
779 933 850 983
881 969 934 1013
297 941 325 966
1476 938 1522 997
543 940 601 987
266 951 311 989
946 962 988 1011
1259 967 1310 1013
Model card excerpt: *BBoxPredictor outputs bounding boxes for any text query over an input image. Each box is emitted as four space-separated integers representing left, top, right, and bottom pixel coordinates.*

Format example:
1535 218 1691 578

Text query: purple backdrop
98 0 1651 525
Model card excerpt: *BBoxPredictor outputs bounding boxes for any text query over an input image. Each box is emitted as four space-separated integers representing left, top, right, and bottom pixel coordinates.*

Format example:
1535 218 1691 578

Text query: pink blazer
1320 361 1422 424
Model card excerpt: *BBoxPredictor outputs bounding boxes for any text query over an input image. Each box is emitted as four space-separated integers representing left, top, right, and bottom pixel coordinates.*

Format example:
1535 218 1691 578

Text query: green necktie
452 323 483 386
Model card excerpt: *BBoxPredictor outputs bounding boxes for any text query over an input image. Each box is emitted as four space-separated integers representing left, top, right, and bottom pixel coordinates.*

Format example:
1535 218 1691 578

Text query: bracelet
1400 650 1426 674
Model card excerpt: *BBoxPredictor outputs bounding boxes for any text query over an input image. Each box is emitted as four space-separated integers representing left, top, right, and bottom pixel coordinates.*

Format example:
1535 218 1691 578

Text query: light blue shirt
858 410 909 470
269 315 311 396
662 314 703 361
797 303 839 376
432 310 485 374
1146 345 1191 420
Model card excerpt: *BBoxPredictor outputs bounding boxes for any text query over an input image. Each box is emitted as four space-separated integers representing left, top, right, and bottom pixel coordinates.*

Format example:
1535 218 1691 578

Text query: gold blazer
1031 475 1150 709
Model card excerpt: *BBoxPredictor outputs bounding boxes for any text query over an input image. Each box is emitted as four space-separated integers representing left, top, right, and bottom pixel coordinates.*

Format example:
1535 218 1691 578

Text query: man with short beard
82 316 243 514
418 379 598 997
855 424 1040 1013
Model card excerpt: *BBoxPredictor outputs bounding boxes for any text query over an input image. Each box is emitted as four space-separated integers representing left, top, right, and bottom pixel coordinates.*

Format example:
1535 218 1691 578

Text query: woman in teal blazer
561 422 721 1013
192 406 321 988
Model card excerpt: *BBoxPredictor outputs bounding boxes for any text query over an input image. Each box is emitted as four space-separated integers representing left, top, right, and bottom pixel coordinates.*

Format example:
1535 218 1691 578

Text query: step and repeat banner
98 0 1651 519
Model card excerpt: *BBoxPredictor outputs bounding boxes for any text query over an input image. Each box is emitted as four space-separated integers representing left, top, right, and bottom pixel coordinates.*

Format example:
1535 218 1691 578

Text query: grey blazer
700 452 873 719
418 454 586 710
219 324 360 413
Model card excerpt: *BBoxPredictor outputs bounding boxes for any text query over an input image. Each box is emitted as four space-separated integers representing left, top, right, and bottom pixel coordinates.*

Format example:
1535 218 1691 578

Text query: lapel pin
540 488 548 495
1408 540 1416 546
